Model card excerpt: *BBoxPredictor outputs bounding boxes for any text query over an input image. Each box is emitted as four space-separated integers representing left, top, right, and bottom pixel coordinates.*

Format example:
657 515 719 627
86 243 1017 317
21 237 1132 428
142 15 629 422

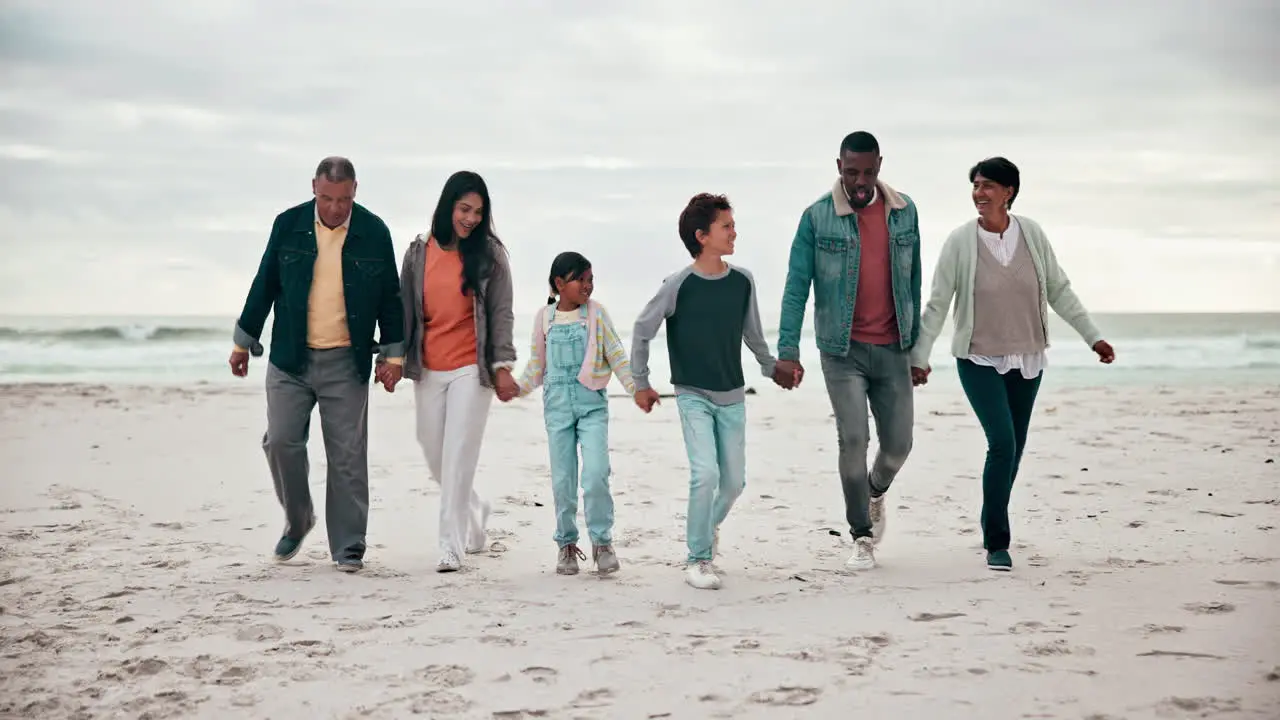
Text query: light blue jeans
676 393 747 563
543 318 613 548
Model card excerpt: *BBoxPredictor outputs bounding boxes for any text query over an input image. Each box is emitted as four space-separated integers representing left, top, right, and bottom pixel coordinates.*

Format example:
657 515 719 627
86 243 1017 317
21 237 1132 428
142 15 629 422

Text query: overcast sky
1 0 1277 320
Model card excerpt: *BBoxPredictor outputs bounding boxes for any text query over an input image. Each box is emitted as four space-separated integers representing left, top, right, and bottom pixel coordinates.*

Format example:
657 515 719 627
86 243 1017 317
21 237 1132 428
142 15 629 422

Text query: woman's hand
494 367 519 402
911 366 931 386
1092 340 1115 364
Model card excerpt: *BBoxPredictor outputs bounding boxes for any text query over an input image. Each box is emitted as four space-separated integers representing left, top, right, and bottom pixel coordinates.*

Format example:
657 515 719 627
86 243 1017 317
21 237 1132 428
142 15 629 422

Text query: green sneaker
986 550 1013 571
273 515 314 562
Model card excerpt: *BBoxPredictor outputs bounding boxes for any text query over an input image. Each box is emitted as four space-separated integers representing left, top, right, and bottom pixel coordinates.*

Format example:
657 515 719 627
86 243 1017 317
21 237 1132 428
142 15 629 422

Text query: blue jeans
676 393 747 563
543 319 613 548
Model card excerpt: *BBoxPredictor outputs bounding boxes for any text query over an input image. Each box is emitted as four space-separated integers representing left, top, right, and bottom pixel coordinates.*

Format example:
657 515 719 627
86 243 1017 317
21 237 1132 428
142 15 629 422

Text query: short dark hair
546 251 592 304
678 193 732 258
839 131 879 155
969 157 1020 208
315 156 356 183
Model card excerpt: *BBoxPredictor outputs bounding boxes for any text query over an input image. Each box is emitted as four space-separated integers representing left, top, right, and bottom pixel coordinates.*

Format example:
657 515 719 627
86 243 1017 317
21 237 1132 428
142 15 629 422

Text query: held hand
911 366 931 387
1092 340 1115 364
774 360 804 390
494 367 519 402
229 349 250 377
634 388 660 413
375 362 403 393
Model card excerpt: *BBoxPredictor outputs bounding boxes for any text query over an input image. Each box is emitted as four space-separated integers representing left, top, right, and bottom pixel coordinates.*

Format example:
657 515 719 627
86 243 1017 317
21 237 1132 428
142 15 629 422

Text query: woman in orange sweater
384 170 518 572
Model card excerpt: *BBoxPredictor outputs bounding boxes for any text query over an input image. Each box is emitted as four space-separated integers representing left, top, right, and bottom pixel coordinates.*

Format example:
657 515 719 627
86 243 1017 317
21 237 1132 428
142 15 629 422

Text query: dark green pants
956 359 1043 552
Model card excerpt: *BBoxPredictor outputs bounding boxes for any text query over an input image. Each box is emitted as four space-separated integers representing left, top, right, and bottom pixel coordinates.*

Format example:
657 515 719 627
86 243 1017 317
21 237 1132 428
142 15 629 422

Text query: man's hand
775 359 804 389
911 366 930 387
374 361 403 393
229 349 250 377
634 388 660 413
1092 340 1115 364
494 367 519 402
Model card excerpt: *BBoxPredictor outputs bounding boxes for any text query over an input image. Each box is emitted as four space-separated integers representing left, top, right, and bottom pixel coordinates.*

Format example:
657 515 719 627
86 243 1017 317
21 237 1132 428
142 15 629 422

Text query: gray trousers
262 348 370 561
820 341 914 540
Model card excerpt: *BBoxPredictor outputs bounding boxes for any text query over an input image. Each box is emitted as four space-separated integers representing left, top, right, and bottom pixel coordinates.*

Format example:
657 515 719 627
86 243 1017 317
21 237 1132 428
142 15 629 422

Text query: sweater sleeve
911 232 960 369
515 308 547 397
630 271 684 392
739 267 778 378
598 305 637 395
1033 222 1103 346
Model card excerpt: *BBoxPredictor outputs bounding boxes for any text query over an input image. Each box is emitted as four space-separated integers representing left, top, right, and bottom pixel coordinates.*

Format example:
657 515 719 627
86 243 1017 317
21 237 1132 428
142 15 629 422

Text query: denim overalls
542 308 614 549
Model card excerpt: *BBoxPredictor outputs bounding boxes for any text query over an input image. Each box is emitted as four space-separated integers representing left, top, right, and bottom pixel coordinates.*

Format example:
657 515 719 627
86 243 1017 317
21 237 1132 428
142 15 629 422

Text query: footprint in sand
520 666 558 684
1182 601 1235 615
234 624 284 642
216 666 255 685
1213 579 1280 590
415 664 475 688
1154 696 1241 716
406 690 471 715
1022 640 1095 657
910 612 966 622
1139 624 1185 635
571 688 615 708
121 657 169 676
748 686 822 707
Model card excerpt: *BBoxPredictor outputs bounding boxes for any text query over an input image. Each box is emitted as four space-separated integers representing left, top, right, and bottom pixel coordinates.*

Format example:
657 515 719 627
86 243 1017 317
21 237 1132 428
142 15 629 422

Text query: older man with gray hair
229 156 405 573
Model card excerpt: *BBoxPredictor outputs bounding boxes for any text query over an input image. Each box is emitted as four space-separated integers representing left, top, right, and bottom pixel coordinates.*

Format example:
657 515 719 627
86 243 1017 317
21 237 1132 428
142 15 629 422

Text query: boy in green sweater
631 193 794 590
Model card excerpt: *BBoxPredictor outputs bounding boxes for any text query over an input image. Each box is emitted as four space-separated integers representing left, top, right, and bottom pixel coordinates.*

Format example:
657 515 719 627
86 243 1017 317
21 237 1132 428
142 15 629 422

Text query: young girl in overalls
515 252 640 576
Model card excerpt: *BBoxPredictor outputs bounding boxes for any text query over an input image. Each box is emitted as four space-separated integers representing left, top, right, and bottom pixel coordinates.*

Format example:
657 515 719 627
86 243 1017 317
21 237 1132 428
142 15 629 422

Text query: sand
1 376 1278 719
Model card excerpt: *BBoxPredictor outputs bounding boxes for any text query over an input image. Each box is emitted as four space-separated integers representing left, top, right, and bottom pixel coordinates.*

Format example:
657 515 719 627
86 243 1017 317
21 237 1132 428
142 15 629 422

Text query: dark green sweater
630 263 778 405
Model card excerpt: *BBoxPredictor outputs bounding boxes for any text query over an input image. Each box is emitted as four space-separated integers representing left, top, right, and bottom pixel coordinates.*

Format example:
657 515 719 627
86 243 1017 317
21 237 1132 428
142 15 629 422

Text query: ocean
1 313 1277 389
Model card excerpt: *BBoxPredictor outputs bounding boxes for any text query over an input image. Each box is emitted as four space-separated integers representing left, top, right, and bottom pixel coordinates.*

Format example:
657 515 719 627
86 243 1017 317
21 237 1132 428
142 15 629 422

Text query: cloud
0 0 1276 318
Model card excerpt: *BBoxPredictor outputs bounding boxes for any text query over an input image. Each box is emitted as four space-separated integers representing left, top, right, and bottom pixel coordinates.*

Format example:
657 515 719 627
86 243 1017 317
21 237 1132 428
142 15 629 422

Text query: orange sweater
422 239 478 371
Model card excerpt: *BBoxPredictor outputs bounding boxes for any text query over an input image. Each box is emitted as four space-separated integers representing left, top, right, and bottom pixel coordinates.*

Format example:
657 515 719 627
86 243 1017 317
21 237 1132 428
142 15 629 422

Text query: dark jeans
820 341 914 539
955 359 1043 552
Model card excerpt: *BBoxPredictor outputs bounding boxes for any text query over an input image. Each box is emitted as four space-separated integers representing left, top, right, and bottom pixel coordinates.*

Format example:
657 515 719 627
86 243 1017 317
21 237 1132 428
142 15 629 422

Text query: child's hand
634 388 660 413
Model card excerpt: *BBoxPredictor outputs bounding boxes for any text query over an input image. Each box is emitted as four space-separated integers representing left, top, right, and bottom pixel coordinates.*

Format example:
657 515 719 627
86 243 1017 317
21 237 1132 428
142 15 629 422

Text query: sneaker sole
336 564 362 573
556 567 579 575
987 565 1012 572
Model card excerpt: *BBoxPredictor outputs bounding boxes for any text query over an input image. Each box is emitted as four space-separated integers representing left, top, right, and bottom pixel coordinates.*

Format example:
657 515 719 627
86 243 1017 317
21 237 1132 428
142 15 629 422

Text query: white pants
413 364 493 557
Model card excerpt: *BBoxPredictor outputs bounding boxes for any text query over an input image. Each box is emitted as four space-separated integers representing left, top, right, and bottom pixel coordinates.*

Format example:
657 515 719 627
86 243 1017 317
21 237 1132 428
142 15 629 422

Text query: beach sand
1 377 1278 719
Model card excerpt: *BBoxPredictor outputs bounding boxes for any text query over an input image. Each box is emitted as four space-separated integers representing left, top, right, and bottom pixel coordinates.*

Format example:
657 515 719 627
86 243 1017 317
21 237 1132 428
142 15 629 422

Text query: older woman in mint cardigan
910 157 1115 572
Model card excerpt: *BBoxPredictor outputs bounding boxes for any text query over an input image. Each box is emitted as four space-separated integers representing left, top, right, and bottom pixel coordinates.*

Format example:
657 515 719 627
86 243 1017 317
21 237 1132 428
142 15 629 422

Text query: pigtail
546 294 556 305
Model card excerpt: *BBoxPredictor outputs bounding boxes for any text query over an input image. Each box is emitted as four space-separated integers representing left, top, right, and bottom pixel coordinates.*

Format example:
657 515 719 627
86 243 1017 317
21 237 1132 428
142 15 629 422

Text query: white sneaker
846 537 876 571
685 560 722 590
436 549 461 573
869 495 887 547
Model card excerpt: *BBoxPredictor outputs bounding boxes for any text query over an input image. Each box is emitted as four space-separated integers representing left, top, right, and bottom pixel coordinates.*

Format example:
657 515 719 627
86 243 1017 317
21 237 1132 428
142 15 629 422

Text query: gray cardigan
383 234 517 388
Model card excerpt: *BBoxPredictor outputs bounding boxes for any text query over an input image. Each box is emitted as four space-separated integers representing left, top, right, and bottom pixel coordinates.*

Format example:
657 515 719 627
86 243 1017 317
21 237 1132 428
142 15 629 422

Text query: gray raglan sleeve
630 270 686 392
740 267 778 378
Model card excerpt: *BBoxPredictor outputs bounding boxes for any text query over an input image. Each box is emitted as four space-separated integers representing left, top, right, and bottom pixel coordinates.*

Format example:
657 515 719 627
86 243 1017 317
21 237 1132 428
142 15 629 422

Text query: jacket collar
294 199 359 236
832 179 907 217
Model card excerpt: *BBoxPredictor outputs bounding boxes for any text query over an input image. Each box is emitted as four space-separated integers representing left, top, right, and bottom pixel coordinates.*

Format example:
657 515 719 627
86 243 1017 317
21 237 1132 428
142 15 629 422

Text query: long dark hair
546 251 592 305
429 170 503 299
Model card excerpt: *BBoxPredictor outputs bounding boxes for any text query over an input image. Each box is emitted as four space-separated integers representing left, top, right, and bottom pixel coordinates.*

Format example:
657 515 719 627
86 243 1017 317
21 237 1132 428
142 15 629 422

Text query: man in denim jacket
776 131 922 572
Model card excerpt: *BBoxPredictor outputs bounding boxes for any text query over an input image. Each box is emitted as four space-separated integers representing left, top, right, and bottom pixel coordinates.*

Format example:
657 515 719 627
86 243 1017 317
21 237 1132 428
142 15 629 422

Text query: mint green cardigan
910 215 1103 369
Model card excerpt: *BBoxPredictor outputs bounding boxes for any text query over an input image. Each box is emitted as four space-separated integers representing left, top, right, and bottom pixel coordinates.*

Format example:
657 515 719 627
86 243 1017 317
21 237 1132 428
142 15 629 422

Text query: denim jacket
777 180 922 361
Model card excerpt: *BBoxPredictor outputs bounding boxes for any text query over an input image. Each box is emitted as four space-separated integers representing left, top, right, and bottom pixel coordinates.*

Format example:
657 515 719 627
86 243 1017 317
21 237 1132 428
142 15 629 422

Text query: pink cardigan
515 299 636 396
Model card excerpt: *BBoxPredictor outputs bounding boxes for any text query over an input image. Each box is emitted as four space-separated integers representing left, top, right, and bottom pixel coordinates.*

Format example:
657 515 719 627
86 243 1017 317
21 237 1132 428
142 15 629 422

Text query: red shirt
849 196 900 345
